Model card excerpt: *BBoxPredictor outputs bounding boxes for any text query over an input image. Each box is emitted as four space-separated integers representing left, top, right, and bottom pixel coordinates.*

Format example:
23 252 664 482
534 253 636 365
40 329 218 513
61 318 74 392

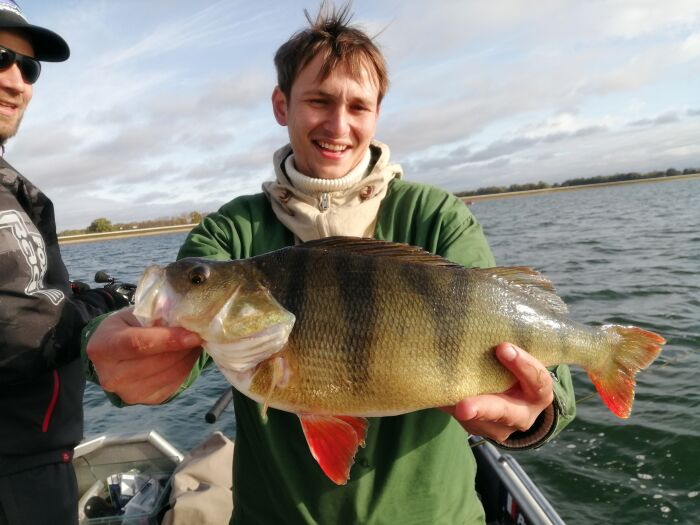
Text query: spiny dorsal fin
300 238 568 314
298 236 461 268
474 267 569 315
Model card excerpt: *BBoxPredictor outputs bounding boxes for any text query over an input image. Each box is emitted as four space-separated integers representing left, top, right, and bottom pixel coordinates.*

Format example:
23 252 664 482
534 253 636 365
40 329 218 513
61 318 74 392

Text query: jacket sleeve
0 285 126 386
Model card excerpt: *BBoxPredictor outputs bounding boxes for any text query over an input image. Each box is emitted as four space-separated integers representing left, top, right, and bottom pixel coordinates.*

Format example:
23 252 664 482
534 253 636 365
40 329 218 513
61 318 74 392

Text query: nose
0 63 27 92
324 105 350 137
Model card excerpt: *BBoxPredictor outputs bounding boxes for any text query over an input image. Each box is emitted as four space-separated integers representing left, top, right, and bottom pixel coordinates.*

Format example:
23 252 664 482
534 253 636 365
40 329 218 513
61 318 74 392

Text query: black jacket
0 157 122 474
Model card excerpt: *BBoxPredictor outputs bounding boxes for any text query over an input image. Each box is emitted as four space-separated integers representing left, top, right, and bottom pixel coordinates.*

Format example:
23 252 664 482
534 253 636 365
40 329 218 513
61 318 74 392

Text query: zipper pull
319 192 330 212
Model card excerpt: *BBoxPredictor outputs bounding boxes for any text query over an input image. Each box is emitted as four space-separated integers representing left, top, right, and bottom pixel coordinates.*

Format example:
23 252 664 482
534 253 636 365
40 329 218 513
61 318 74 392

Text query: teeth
317 141 348 152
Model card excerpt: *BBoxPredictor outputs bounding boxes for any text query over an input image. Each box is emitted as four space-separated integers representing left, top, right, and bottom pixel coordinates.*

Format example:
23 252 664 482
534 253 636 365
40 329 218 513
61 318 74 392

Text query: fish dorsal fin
475 266 568 315
298 236 461 268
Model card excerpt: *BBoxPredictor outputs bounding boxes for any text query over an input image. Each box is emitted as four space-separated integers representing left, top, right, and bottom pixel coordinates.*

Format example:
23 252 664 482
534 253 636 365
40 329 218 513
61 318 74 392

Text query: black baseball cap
0 0 69 61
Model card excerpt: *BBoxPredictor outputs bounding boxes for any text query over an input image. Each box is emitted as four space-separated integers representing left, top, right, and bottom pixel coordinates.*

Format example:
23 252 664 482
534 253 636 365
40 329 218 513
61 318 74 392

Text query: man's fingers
97 349 201 391
102 349 202 404
88 314 202 362
460 419 515 444
452 395 533 432
85 306 205 405
120 326 202 357
442 344 556 441
495 343 553 403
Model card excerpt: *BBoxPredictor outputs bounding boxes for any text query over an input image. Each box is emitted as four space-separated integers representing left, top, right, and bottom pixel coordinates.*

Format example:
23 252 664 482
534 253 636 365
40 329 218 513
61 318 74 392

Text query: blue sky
9 1 700 230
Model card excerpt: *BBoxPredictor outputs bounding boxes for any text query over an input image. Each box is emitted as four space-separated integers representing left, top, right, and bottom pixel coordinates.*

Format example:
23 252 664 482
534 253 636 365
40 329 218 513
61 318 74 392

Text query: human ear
271 86 288 126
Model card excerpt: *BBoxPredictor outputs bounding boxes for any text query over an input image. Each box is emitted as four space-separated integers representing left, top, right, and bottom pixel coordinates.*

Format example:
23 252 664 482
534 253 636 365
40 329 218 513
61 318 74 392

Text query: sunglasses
0 45 41 84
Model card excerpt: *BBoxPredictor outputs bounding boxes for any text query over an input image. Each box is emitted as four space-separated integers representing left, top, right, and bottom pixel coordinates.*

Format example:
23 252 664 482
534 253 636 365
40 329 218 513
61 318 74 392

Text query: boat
73 430 184 524
470 436 565 525
73 429 564 524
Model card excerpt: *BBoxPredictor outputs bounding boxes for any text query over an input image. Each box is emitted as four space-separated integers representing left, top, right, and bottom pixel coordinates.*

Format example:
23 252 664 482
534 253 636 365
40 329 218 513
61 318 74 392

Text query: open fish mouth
133 266 174 327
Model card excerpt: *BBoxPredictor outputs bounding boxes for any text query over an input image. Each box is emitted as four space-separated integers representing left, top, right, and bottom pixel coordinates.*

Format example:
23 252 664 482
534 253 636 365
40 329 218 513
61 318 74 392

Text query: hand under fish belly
133 236 665 484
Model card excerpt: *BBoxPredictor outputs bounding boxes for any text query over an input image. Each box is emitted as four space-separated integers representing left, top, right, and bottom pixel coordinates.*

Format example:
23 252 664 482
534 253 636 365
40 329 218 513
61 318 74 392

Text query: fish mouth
133 266 174 327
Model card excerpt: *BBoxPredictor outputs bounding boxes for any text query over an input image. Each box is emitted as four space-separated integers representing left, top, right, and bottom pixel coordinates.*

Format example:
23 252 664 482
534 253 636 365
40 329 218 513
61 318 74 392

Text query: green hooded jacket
83 177 575 525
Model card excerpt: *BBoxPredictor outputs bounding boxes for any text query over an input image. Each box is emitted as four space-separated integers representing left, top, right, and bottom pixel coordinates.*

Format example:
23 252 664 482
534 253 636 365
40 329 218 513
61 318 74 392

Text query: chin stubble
0 113 24 148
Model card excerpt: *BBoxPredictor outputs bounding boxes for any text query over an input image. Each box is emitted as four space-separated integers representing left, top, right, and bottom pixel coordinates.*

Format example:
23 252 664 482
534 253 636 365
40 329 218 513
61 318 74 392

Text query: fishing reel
94 270 138 305
70 271 137 305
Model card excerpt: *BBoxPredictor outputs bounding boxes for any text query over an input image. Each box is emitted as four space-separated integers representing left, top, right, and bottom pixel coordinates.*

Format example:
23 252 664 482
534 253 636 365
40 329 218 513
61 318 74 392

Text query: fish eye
188 265 210 285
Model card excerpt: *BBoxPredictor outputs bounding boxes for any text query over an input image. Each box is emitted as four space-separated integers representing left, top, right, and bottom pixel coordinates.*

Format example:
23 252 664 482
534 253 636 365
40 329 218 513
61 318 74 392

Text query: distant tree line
456 167 699 198
59 166 698 236
58 211 206 236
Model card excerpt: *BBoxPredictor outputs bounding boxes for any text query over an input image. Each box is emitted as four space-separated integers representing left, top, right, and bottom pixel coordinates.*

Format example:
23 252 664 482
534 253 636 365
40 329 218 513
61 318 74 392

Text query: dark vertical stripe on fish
271 247 309 326
335 251 374 395
399 263 464 393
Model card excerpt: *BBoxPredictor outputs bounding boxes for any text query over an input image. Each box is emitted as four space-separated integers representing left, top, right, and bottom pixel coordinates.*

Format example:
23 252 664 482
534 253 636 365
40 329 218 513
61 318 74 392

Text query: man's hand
86 307 203 405
441 343 554 443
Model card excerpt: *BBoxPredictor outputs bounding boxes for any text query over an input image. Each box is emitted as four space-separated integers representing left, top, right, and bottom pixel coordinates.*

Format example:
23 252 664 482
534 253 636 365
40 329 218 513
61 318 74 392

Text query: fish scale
252 247 570 413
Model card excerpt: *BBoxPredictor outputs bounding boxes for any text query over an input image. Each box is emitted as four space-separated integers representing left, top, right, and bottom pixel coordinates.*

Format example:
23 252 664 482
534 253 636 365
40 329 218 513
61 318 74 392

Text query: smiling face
0 30 33 145
272 53 381 180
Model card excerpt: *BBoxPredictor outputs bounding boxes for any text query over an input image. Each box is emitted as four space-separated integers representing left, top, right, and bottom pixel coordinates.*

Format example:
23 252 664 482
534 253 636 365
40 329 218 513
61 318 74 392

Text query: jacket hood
263 140 402 242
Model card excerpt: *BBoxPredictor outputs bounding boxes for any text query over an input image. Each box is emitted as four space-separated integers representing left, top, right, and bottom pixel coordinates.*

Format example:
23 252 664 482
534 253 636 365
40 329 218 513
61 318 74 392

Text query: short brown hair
274 1 389 104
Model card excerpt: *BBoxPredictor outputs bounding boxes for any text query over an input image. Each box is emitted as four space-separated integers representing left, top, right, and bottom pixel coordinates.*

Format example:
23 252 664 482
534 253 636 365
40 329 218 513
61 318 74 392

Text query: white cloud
5 0 699 230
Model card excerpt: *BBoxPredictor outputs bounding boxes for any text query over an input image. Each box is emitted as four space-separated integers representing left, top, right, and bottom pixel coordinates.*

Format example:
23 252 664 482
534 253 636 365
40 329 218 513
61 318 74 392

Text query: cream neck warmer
284 149 371 194
262 140 403 242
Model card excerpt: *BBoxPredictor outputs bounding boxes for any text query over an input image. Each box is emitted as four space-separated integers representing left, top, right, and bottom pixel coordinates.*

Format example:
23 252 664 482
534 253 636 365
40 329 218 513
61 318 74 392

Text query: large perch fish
133 237 664 484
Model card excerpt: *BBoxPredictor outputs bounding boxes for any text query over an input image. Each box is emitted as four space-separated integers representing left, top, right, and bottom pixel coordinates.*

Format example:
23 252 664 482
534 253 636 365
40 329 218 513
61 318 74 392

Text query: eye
188 265 210 285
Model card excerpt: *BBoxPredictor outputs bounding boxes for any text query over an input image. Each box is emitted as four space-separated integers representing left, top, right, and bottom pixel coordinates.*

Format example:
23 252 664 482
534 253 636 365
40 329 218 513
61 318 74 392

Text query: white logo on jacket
0 210 65 305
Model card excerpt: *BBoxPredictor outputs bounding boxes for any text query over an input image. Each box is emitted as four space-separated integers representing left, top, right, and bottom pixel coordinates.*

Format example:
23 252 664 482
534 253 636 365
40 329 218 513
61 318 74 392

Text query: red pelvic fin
589 326 665 418
298 414 368 485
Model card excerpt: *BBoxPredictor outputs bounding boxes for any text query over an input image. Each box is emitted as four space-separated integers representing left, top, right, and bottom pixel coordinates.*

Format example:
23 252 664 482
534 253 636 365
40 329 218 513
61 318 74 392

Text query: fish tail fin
587 325 665 419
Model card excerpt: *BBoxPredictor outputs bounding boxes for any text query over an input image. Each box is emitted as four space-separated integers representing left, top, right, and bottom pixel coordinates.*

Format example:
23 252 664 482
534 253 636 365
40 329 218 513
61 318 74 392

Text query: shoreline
58 173 699 245
460 172 700 203
58 223 195 245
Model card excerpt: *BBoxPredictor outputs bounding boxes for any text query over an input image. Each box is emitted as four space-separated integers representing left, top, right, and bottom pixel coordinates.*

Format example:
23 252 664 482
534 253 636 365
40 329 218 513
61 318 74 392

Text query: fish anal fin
475 266 569 315
298 414 368 485
589 325 665 418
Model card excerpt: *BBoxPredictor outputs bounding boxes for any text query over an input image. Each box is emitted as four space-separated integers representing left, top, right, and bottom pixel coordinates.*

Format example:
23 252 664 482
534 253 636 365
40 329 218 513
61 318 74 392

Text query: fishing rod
205 388 234 423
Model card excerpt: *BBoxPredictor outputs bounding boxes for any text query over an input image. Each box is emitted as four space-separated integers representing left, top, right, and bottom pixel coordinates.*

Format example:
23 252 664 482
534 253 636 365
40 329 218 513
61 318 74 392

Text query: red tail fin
588 326 665 418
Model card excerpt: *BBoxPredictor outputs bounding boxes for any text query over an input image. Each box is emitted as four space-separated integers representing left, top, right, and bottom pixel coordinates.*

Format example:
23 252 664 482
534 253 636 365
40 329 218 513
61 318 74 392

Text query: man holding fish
84 4 581 524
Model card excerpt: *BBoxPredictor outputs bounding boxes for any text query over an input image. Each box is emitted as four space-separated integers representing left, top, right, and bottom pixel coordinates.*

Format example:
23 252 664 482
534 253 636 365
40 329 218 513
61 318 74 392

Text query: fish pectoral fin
205 319 294 374
260 356 287 422
298 414 368 485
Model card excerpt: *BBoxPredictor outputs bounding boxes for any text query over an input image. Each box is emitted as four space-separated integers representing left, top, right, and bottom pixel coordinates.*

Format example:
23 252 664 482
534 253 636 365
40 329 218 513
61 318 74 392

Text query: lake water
61 178 700 524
